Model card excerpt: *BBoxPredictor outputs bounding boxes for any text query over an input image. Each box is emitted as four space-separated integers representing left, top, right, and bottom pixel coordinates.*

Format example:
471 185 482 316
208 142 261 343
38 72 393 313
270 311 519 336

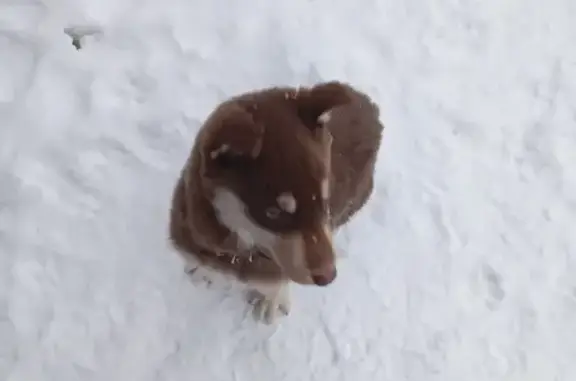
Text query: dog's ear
202 102 263 177
296 81 350 130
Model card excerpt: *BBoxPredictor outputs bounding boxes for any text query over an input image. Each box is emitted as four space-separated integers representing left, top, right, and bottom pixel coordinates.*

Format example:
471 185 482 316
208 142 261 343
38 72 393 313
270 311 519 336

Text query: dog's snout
302 224 337 286
311 267 337 286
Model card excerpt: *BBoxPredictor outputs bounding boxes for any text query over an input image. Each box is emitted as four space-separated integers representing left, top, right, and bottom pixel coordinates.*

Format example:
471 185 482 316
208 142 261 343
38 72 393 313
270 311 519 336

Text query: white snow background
1 0 576 380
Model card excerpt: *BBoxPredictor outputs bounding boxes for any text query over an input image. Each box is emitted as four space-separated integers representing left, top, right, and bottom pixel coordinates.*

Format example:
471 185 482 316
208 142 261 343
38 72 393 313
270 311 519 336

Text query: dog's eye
265 206 281 219
214 152 252 171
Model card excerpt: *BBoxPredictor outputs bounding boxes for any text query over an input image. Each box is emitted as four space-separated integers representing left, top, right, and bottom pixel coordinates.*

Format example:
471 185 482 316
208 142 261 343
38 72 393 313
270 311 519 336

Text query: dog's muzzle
270 224 337 286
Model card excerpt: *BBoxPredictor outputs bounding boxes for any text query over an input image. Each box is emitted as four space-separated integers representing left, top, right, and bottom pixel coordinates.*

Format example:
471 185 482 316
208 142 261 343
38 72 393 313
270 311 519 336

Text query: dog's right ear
201 102 264 178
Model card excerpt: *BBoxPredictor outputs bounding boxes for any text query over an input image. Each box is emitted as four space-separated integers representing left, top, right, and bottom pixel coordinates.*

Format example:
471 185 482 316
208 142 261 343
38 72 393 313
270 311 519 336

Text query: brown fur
169 81 383 287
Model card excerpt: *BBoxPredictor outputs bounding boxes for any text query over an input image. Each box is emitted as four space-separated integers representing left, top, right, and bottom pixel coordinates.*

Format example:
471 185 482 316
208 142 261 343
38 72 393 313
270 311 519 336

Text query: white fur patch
210 144 230 159
320 178 330 200
317 110 332 124
212 188 278 250
276 192 297 213
323 224 333 244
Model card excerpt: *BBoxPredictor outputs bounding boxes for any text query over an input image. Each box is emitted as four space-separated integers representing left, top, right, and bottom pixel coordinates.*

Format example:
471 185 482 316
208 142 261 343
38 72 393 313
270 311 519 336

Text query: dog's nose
312 268 337 286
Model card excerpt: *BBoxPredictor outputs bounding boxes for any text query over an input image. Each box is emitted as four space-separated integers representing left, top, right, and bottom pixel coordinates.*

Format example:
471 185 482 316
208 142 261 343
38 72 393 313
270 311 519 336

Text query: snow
1 0 576 379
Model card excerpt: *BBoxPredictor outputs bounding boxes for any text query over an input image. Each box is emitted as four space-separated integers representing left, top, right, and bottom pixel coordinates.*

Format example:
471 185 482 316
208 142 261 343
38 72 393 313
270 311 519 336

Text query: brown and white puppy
169 81 384 324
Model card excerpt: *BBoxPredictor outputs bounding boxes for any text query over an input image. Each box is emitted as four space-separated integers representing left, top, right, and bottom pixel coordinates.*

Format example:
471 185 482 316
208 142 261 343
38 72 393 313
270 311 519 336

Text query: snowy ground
1 0 576 380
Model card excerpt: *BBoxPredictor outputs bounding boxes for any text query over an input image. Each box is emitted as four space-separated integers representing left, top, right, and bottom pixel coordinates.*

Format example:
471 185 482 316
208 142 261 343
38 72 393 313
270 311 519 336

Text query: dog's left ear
295 81 351 130
201 102 264 180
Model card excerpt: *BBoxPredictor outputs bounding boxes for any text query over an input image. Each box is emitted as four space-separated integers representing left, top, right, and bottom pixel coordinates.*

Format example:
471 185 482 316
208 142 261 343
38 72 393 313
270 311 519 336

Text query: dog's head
199 82 350 286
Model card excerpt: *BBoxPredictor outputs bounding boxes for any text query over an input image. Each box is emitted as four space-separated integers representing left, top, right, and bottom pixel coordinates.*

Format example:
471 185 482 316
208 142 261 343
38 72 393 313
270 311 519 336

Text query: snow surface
1 0 576 380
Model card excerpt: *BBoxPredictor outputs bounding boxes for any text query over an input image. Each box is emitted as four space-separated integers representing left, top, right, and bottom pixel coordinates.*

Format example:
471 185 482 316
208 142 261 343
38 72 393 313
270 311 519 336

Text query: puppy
169 81 384 324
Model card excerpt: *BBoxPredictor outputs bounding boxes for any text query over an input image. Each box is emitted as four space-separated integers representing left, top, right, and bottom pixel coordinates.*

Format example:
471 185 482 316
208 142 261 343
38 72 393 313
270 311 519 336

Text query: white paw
247 283 290 324
184 265 213 287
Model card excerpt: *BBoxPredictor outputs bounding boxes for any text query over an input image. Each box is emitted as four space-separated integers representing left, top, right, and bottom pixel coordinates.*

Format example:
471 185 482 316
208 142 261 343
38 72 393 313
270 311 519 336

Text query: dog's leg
247 281 290 325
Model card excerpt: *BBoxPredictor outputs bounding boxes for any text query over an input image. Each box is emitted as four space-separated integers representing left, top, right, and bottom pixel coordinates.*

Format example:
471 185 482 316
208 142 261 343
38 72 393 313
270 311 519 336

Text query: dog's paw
248 292 290 325
247 283 291 324
184 265 213 287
